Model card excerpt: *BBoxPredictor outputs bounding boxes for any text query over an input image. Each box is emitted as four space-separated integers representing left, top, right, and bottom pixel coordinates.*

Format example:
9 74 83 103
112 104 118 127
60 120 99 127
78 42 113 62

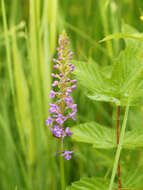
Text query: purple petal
71 85 77 90
65 127 73 136
53 58 57 63
49 90 55 99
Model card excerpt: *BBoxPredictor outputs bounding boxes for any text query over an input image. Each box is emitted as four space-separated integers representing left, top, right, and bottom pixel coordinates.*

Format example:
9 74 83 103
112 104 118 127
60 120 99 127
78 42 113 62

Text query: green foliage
71 122 115 149
1 0 143 189
74 43 143 106
74 24 143 106
71 122 143 149
122 166 143 188
66 177 116 190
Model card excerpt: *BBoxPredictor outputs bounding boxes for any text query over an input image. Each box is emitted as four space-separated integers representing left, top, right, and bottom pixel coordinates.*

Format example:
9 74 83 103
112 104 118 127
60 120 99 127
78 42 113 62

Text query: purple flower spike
61 151 73 160
46 30 77 160
49 90 55 99
65 127 73 136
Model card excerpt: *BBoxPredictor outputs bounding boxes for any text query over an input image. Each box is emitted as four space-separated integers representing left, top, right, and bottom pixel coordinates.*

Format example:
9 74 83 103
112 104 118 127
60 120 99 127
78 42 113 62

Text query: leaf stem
109 104 130 190
117 106 121 189
60 140 65 190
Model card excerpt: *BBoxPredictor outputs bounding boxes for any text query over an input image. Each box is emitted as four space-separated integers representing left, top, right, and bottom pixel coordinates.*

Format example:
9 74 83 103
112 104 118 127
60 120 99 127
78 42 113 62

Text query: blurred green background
1 0 143 189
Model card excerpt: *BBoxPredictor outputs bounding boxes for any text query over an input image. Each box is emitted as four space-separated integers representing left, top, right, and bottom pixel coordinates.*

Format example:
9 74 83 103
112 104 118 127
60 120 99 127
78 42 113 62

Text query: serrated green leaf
110 45 143 105
99 32 143 43
73 60 121 105
122 166 143 189
66 177 116 190
124 128 143 148
71 122 143 149
71 122 116 149
74 34 143 106
122 23 143 48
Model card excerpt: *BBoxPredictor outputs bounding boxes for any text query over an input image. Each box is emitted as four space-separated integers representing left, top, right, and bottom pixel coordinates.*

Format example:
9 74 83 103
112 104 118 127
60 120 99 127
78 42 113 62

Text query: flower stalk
46 30 77 189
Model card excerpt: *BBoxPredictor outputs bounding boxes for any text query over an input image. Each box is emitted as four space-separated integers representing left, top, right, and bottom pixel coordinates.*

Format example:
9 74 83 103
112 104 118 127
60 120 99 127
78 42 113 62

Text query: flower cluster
46 31 77 160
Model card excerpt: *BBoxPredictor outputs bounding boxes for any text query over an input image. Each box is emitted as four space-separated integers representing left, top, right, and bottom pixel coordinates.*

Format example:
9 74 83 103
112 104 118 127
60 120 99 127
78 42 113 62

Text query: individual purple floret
50 125 65 138
45 30 77 160
61 151 73 160
65 127 73 136
72 104 77 112
72 80 77 84
53 58 57 63
49 103 59 114
46 116 53 126
69 112 76 121
49 90 55 99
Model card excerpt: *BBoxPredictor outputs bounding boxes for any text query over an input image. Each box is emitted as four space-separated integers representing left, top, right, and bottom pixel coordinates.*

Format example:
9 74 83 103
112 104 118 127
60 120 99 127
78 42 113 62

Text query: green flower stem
109 104 130 190
60 140 65 190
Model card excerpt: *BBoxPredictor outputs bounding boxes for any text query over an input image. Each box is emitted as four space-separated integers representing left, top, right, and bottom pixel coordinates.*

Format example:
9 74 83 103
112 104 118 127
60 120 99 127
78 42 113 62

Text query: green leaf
99 32 143 43
71 122 116 149
100 23 143 47
66 177 116 190
73 60 120 105
74 36 143 106
73 23 143 106
122 166 143 189
110 45 143 105
71 122 143 149
124 128 143 148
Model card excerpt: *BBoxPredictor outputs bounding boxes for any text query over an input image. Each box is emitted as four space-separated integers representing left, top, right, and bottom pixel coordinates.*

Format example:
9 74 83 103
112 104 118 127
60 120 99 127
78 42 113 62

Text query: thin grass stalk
11 27 35 167
98 0 113 59
1 0 14 95
0 113 31 189
1 0 27 153
109 104 130 190
42 1 58 189
29 0 44 145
